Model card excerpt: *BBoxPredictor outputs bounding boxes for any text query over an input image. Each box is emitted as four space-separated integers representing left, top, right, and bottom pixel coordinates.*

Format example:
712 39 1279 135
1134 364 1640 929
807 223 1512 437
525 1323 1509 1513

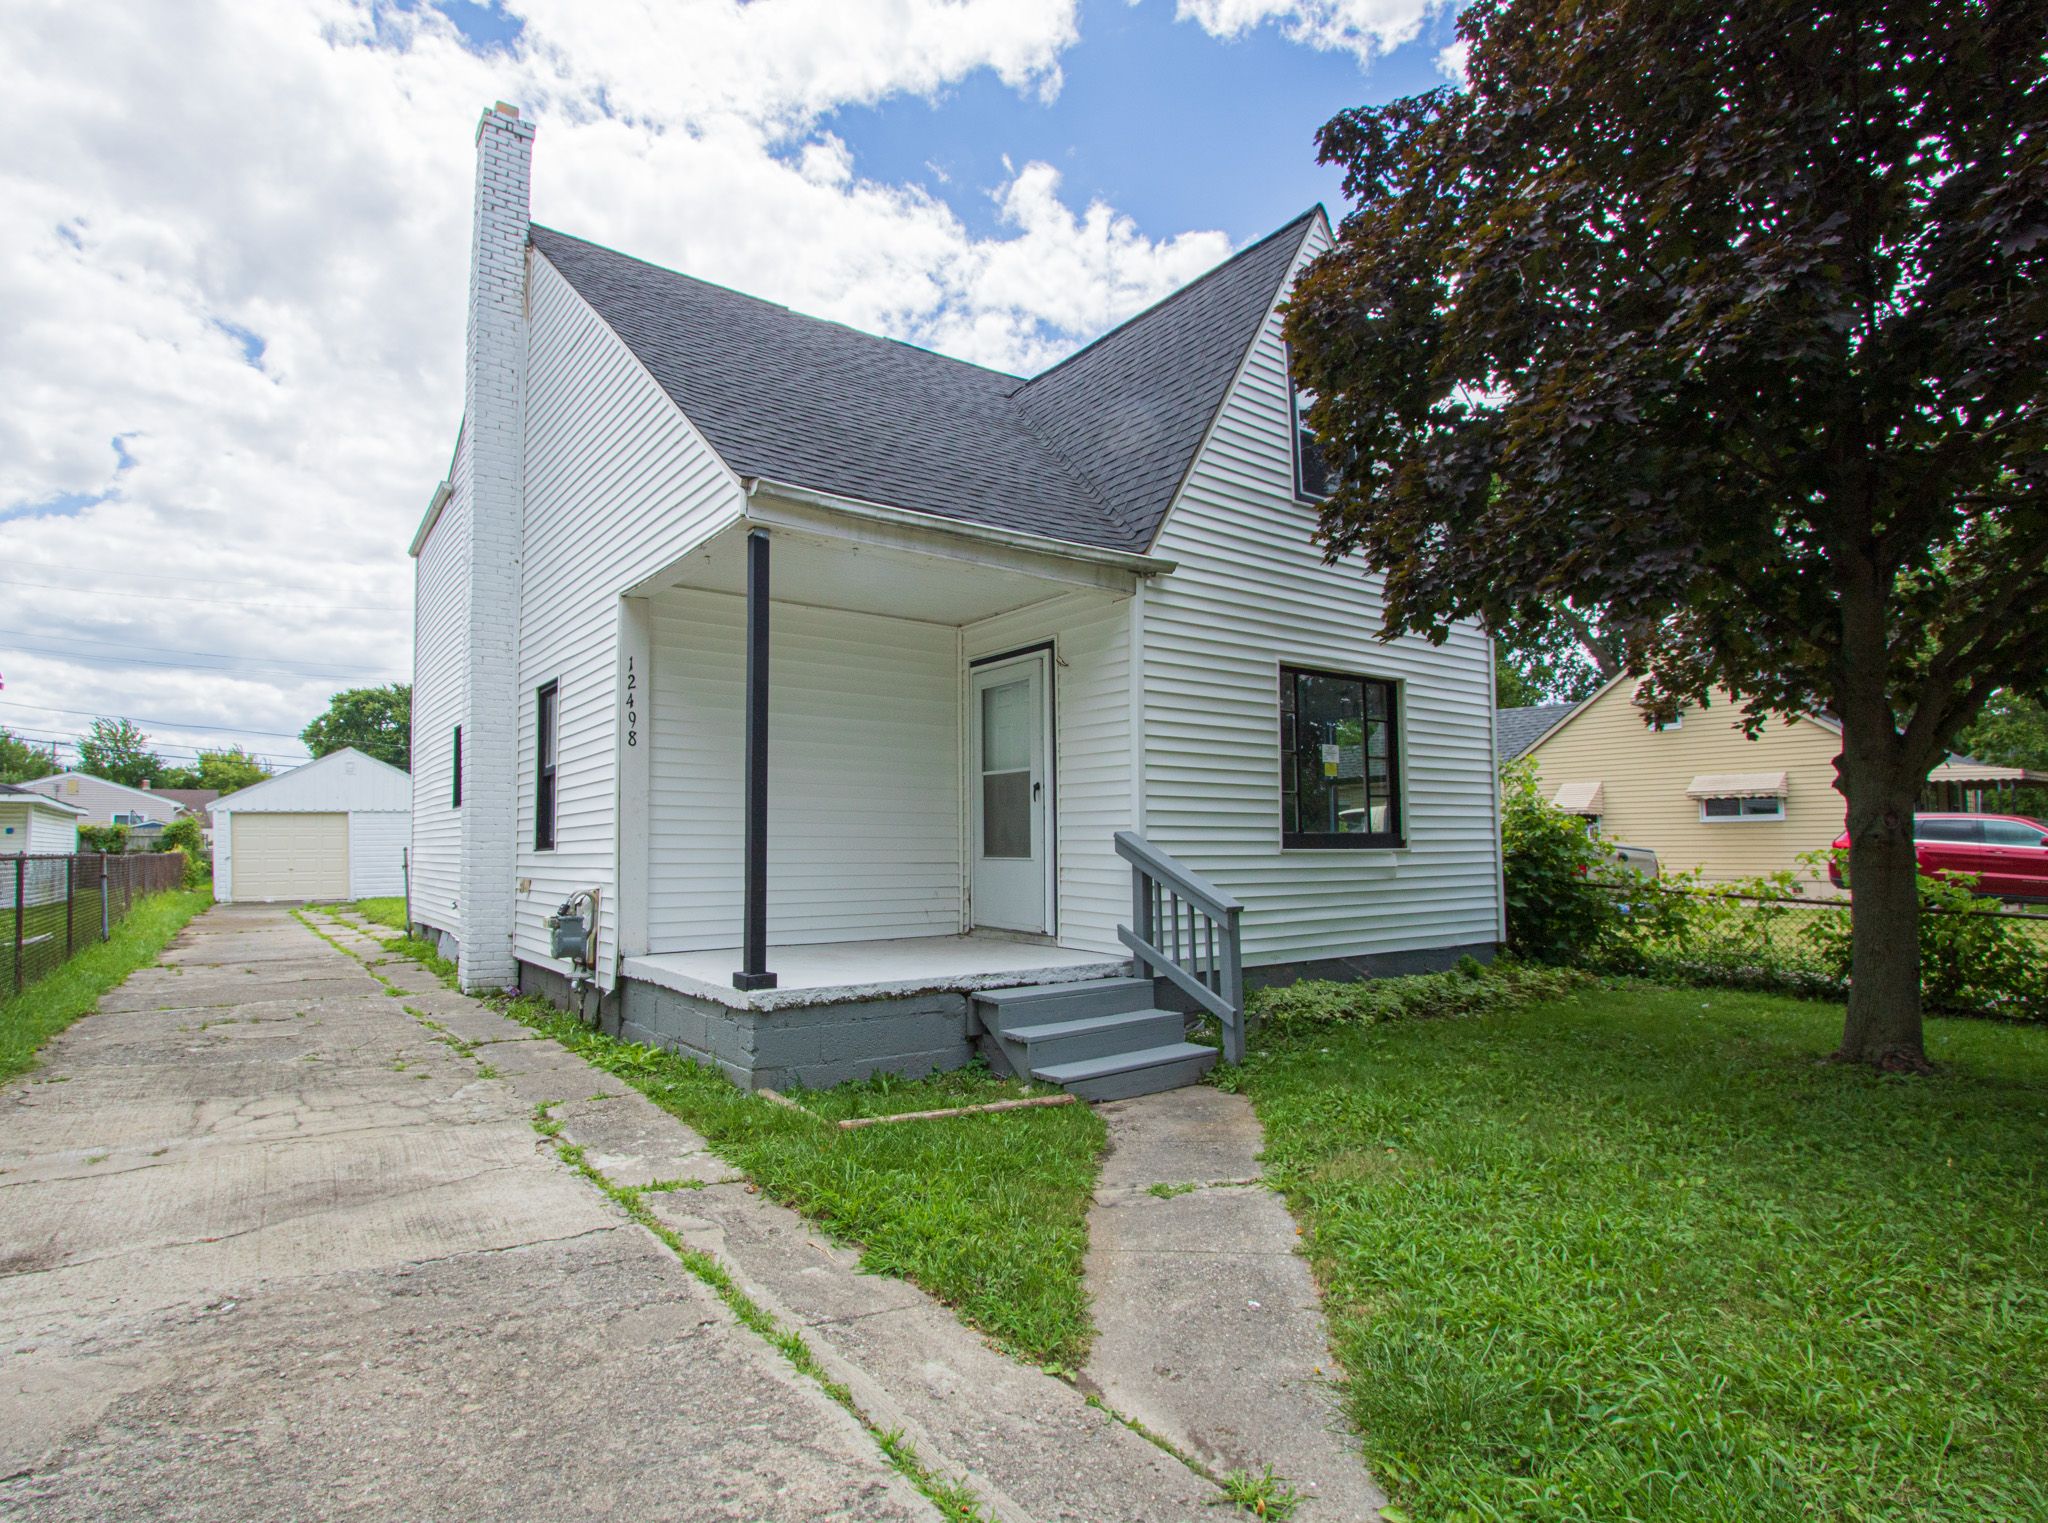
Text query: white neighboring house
17 772 188 842
213 748 412 904
410 105 1504 1096
0 784 85 854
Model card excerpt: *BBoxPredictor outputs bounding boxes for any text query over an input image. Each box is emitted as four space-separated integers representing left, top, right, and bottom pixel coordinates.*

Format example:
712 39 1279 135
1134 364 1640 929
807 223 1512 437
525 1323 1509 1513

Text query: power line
10 729 308 768
0 629 396 679
0 641 401 682
0 699 313 741
0 577 410 614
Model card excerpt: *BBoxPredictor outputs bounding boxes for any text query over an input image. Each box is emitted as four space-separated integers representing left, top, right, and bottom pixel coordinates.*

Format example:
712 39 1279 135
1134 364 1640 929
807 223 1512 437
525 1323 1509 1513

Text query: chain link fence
1597 882 2048 1020
3 853 188 997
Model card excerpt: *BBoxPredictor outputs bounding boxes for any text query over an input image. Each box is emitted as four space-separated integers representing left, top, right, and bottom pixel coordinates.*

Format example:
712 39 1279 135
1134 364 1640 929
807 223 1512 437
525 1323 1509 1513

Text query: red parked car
1829 812 2048 900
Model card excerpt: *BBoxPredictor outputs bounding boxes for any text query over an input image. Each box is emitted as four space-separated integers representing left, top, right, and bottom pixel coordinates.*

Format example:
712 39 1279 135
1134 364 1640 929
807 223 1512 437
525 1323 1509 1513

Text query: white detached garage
214 748 412 903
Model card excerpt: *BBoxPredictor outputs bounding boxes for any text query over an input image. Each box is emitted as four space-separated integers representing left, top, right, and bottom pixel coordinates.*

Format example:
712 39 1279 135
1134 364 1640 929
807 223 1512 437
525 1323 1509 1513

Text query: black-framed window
1280 666 1402 848
535 681 558 851
451 725 462 808
1290 374 1332 501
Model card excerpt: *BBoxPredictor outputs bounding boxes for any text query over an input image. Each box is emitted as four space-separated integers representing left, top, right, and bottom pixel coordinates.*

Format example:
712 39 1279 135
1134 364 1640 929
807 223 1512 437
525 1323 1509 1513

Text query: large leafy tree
301 683 411 772
161 747 273 795
1496 611 1619 707
0 726 53 784
1286 0 2046 1069
78 717 165 788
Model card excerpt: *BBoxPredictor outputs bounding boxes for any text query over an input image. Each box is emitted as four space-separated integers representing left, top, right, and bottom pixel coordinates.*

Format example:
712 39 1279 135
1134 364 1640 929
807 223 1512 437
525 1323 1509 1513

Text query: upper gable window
1289 360 1332 502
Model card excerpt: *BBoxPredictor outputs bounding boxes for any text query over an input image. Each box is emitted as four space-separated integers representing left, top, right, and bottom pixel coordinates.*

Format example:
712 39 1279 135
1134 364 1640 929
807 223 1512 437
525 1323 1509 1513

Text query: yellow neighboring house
1498 678 2038 889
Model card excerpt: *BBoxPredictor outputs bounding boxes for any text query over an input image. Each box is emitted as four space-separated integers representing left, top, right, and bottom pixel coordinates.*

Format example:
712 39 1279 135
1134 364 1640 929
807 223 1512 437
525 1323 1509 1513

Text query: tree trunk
1834 716 1929 1070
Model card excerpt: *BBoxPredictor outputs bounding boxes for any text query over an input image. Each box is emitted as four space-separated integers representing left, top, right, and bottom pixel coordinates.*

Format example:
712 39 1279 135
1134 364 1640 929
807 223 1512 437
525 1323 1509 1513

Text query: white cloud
0 0 1236 766
1436 36 1471 85
1170 0 1446 64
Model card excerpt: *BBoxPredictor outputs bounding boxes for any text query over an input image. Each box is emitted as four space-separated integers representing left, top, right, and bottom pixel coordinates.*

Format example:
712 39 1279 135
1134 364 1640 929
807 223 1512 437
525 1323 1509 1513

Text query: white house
0 784 84 854
213 748 412 904
410 104 1504 1097
16 772 188 841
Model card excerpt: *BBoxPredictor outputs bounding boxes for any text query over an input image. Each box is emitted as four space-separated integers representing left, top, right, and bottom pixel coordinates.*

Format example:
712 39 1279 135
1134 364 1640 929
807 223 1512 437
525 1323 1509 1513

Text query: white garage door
231 812 350 901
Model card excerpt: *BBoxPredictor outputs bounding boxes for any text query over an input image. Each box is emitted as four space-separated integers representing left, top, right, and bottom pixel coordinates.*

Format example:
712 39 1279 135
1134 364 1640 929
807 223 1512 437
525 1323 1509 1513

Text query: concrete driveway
0 904 934 1521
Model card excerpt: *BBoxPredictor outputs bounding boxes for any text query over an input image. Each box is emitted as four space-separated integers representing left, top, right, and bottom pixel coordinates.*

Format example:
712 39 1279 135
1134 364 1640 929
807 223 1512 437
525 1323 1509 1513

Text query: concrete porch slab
624 932 1129 1013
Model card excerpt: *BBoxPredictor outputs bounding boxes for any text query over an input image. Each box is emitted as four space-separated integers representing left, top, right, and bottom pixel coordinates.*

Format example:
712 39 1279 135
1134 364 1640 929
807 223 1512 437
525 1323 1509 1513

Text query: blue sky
826 2 1454 245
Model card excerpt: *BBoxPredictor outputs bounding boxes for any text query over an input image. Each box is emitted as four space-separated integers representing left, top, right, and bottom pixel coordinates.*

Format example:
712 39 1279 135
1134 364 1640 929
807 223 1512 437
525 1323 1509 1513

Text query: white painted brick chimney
456 101 533 992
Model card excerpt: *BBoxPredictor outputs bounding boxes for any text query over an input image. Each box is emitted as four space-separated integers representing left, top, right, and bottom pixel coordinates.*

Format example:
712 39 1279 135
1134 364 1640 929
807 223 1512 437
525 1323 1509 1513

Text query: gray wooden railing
1114 830 1247 1064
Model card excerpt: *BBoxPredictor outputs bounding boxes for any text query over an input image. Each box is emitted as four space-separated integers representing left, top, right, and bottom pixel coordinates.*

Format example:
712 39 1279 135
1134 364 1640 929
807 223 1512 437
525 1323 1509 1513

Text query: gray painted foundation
1244 939 1498 991
514 940 1499 1091
518 959 973 1091
411 921 464 966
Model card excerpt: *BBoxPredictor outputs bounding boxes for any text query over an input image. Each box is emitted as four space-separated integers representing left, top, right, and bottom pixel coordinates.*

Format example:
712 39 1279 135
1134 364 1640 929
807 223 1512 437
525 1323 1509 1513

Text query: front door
970 650 1051 934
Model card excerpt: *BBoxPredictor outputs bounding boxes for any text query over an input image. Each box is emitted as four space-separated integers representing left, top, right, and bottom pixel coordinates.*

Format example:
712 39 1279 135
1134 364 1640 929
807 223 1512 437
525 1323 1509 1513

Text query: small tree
78 718 164 788
1285 0 2047 1069
0 726 52 784
192 746 271 794
302 683 410 772
157 815 209 888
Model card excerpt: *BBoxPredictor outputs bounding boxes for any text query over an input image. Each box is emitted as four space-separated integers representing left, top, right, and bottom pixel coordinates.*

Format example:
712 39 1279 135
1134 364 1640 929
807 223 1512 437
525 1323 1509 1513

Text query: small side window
1699 795 1783 821
1290 374 1332 501
452 725 463 809
535 682 559 851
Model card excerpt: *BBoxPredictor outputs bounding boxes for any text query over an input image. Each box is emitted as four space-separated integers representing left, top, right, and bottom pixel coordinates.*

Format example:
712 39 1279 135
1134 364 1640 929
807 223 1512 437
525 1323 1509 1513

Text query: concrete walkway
0 903 1229 1521
1084 1088 1387 1521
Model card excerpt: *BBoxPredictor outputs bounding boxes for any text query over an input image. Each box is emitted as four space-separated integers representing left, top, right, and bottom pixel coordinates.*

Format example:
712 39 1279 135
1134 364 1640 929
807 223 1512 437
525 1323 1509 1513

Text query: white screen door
970 650 1051 934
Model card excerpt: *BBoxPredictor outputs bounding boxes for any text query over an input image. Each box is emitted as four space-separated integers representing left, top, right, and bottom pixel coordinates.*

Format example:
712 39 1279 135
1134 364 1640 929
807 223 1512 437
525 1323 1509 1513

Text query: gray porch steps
973 977 1216 1100
1029 1043 1219 1102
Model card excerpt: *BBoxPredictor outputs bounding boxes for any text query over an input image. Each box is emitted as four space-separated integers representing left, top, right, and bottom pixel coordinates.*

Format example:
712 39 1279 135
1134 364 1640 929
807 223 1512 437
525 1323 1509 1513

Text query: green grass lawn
0 889 211 1084
502 996 1105 1366
1222 984 2048 1522
350 896 407 932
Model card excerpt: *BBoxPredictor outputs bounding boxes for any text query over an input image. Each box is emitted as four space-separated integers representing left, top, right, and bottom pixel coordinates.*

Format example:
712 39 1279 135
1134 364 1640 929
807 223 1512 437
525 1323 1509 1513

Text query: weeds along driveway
0 903 934 1522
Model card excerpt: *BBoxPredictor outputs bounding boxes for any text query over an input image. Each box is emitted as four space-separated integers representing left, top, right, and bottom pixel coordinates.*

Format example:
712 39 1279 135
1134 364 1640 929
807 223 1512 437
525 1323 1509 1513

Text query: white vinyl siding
1142 222 1504 968
516 251 748 982
0 802 78 854
348 812 412 898
13 775 180 830
647 589 961 951
412 477 469 938
962 592 1134 955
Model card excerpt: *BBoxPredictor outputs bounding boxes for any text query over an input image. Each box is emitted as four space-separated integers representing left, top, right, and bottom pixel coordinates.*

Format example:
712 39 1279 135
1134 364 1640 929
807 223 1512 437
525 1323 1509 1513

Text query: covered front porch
613 481 1166 1001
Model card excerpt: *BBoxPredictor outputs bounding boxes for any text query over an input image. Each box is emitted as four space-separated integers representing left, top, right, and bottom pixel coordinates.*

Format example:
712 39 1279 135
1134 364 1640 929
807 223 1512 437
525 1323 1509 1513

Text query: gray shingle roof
1496 703 1579 760
528 211 1316 553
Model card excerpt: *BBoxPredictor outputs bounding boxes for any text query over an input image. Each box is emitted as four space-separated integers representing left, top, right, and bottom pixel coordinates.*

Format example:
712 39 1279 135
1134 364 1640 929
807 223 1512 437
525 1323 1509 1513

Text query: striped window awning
1551 780 1604 814
1685 771 1789 799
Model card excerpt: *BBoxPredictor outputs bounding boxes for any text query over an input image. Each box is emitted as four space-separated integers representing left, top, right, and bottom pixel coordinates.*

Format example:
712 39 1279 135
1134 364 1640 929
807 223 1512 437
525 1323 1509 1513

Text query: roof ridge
1012 207 1320 396
529 224 1028 386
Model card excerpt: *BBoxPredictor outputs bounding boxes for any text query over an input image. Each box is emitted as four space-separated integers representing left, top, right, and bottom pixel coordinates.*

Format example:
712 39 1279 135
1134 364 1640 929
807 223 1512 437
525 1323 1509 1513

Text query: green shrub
1499 759 1620 962
76 823 128 854
1805 867 2048 1021
1250 957 1589 1031
155 817 210 889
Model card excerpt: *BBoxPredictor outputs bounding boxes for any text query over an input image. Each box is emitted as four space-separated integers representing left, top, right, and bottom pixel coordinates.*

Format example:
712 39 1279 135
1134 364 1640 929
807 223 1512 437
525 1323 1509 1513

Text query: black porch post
733 528 777 991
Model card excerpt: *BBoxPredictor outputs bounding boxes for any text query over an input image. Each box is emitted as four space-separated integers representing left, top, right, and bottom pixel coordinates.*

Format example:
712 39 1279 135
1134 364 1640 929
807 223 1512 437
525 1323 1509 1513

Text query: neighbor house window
452 726 462 808
1699 795 1783 821
1280 666 1402 848
535 681 558 851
